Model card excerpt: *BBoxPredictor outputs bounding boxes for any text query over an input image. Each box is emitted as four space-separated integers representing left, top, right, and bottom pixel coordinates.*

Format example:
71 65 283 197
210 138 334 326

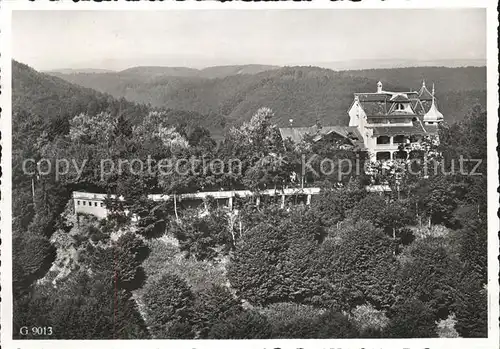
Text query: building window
376 136 390 145
376 152 391 161
369 118 387 124
94 202 98 207
393 135 407 144
100 203 104 207
83 201 86 206
77 200 80 205
389 119 410 124
396 103 405 111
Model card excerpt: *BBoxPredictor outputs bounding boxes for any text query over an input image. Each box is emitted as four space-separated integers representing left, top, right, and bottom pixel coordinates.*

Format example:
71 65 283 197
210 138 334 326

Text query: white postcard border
1 1 498 349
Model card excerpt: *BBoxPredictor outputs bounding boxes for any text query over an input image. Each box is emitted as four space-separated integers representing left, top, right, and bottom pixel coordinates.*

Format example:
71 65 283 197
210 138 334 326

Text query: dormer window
396 103 405 111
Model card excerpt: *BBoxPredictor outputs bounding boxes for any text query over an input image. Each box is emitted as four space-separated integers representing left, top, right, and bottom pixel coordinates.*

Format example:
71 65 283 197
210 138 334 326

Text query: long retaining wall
73 185 390 218
148 187 321 209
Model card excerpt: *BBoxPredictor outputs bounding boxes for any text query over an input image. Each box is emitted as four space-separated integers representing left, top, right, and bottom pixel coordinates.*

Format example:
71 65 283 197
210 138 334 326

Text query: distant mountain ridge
199 64 281 78
311 58 486 71
47 63 486 130
44 58 485 76
46 64 281 80
45 68 115 74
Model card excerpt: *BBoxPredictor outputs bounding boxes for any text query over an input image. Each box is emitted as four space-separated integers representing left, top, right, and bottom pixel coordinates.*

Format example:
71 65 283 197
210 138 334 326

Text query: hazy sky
13 9 486 71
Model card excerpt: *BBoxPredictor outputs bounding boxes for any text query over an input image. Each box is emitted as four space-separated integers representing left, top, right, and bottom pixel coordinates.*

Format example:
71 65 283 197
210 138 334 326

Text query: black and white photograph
1 4 498 348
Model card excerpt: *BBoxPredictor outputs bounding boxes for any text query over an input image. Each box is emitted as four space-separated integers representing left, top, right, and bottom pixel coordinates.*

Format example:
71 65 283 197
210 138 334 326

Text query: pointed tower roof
418 80 433 100
423 84 443 122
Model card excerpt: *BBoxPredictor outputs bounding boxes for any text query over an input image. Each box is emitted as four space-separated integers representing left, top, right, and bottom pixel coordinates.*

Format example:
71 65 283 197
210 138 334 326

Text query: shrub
114 247 141 288
79 244 113 275
313 309 359 338
136 202 169 239
261 302 324 338
143 273 195 338
89 229 108 243
349 304 390 337
164 320 195 339
208 310 272 339
79 235 146 290
14 271 150 339
227 221 321 306
345 194 388 228
193 285 243 338
386 299 437 338
346 195 415 239
317 219 398 310
170 208 235 261
260 303 358 338
116 232 149 263
456 211 487 283
142 239 226 293
13 231 56 293
436 314 459 338
395 236 460 320
228 206 325 306
310 187 367 227
454 273 487 337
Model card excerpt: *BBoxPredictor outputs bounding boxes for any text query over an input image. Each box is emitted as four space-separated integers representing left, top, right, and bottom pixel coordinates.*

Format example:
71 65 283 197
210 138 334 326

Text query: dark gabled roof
411 99 435 115
418 84 434 101
355 93 391 102
390 94 410 102
313 126 365 148
354 90 420 117
388 110 416 116
279 125 365 149
367 113 416 119
355 91 417 102
352 83 441 120
279 126 319 143
387 102 417 116
370 121 427 136
357 100 388 116
411 99 422 113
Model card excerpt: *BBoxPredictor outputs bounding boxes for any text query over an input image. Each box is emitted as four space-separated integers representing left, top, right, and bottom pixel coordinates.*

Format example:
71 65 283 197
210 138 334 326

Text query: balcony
375 134 418 147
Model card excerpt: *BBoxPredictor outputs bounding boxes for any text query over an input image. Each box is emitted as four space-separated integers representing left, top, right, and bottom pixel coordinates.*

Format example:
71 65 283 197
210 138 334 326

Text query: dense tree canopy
12 60 488 339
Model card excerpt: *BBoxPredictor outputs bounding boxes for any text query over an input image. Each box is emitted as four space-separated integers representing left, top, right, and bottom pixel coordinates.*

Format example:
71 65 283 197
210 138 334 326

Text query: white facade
73 191 122 219
347 81 442 161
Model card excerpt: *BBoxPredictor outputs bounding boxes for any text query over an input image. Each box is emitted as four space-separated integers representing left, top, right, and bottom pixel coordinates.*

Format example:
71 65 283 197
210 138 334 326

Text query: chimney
377 81 383 93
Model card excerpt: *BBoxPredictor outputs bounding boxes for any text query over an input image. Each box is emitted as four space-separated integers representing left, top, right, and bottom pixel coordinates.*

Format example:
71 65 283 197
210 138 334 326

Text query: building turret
423 84 443 124
377 81 383 93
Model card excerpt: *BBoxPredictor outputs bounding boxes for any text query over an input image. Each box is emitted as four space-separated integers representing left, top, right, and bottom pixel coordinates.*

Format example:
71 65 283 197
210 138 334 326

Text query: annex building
279 81 443 161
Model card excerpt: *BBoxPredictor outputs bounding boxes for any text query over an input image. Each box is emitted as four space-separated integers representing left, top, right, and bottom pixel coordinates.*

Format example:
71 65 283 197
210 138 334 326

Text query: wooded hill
48 65 486 130
12 59 488 339
13 61 226 138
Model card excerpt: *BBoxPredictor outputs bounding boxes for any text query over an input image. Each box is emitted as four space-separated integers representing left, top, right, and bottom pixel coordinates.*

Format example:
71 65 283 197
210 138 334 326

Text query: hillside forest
48 64 486 136
12 60 487 339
